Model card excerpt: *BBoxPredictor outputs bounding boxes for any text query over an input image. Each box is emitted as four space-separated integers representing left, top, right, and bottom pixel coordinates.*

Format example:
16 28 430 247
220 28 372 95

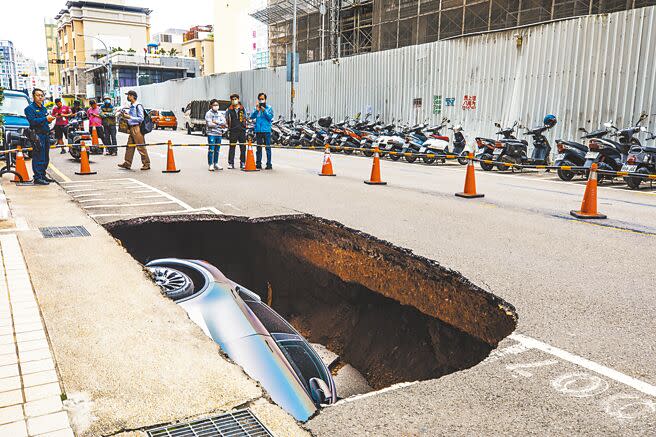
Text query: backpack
138 104 154 135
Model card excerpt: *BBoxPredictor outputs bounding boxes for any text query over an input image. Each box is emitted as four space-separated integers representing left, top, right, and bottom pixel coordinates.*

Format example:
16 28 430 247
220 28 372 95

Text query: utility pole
290 0 297 120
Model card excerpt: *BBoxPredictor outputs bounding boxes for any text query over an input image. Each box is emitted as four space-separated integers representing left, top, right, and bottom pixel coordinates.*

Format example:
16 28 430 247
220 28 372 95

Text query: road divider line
509 333 656 397
48 163 71 183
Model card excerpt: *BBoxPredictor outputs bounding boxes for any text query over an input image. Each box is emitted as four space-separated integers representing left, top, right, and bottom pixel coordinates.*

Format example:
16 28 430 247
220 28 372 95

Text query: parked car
150 109 178 130
182 100 230 135
145 258 336 422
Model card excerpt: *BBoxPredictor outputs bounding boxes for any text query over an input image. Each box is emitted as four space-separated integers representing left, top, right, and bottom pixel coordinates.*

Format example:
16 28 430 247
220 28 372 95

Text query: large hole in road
105 214 517 391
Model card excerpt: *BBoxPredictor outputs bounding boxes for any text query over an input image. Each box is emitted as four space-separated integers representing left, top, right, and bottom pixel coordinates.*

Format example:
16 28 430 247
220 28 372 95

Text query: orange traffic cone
242 139 259 172
318 145 336 176
75 141 97 175
91 126 100 146
364 147 386 185
570 162 606 219
162 140 180 173
12 146 31 184
455 153 484 198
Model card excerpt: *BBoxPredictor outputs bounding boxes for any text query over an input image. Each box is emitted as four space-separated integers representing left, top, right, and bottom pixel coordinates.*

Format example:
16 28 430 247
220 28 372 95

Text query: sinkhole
105 214 517 394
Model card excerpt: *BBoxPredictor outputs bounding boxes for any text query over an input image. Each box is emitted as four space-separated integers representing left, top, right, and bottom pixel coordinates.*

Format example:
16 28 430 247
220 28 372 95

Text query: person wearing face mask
225 93 247 169
100 96 117 155
204 99 227 171
250 92 274 169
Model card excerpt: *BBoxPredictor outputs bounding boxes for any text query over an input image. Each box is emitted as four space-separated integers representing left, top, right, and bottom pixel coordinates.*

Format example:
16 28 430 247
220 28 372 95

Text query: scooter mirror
603 122 612 128
638 112 648 122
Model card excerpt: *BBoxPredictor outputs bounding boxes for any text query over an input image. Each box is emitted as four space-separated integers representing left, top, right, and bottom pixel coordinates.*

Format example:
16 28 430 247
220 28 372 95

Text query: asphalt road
47 128 656 435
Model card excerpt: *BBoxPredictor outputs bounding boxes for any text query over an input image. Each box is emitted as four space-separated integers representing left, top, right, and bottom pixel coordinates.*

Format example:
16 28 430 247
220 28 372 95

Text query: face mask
232 99 239 105
104 100 110 105
212 105 219 111
259 100 266 104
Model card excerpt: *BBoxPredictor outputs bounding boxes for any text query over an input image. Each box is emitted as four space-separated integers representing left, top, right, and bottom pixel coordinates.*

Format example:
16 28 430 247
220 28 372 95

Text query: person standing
51 98 71 154
24 88 55 185
205 99 226 171
86 100 105 149
100 96 117 155
118 90 150 170
250 92 274 169
225 93 247 169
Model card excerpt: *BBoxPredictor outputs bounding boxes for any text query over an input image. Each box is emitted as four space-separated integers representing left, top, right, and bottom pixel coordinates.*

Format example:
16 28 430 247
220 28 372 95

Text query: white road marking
89 207 222 218
510 333 656 397
60 178 135 184
77 195 165 203
129 179 194 210
83 201 177 209
223 203 243 212
506 359 558 378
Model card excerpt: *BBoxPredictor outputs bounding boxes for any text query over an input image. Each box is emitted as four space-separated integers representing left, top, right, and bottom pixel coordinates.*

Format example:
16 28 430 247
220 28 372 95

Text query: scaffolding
251 0 656 67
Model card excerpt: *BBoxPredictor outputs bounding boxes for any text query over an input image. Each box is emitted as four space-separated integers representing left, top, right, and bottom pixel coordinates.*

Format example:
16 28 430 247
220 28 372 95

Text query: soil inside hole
106 214 517 390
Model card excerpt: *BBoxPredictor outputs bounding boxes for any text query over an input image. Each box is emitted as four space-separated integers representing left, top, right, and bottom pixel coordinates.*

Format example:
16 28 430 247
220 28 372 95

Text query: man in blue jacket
250 92 274 169
24 88 55 185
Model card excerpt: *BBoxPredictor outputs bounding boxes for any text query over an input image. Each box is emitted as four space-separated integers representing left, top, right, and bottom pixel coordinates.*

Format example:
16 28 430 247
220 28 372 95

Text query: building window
189 48 196 57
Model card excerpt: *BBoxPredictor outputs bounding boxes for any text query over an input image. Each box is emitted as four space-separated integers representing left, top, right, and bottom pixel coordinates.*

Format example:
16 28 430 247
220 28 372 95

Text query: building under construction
251 0 656 67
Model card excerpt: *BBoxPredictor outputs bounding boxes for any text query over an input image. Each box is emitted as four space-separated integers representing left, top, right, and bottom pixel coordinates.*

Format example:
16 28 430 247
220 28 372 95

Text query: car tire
147 265 195 300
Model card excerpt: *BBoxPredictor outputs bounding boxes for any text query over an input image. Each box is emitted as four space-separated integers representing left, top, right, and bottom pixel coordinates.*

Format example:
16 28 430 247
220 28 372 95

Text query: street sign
433 95 442 114
286 52 299 82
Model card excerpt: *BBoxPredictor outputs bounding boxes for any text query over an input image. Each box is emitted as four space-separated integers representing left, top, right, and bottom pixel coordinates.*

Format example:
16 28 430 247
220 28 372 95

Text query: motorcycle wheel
597 162 613 184
363 149 374 157
457 153 469 165
496 161 509 171
479 154 494 171
405 154 417 163
556 160 576 181
423 155 436 165
624 167 648 190
343 147 354 155
389 151 401 161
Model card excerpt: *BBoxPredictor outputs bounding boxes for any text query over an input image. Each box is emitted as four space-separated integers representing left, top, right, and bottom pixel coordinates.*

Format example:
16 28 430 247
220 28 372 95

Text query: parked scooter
584 113 648 183
554 126 609 181
418 118 450 164
493 115 556 172
447 124 471 165
623 130 656 189
478 121 521 171
67 110 93 161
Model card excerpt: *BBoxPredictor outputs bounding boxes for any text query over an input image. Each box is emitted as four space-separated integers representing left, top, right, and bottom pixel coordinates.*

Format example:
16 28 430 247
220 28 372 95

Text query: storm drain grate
145 409 273 437
39 226 90 239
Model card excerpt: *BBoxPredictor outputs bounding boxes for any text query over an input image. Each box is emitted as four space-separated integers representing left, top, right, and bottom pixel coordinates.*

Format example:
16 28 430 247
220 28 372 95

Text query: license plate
585 152 599 159
165 118 171 121
555 153 565 161
493 148 503 155
622 164 637 173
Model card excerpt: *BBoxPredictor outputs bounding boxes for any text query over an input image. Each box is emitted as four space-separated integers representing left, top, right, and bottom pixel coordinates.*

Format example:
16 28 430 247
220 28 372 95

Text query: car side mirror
309 378 332 404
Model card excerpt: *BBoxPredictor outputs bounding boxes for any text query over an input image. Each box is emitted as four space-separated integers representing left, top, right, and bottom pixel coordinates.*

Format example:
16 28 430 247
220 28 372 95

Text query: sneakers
118 163 131 170
239 163 245 169
256 163 262 170
214 164 223 171
228 163 235 169
59 148 66 154
209 164 215 172
33 179 50 185
141 165 151 171
265 164 273 170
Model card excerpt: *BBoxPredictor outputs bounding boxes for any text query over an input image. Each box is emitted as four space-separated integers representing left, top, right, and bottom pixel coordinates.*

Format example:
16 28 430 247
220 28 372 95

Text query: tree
157 48 166 55
168 48 179 57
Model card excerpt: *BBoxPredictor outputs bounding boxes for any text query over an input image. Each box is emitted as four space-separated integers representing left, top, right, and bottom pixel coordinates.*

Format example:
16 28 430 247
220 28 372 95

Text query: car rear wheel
147 266 195 300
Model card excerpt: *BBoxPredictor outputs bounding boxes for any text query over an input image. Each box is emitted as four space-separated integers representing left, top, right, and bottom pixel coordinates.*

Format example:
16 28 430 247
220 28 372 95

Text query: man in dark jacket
100 96 117 155
24 88 55 185
225 93 247 169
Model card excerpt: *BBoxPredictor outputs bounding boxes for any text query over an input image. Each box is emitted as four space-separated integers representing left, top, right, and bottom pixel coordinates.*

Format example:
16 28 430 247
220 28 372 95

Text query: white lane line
129 179 193 211
510 333 656 397
60 178 135 184
78 195 166 203
88 207 219 218
83 201 177 209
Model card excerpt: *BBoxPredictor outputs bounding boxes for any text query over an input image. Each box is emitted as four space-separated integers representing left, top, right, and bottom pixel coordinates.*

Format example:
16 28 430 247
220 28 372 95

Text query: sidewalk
0 178 306 437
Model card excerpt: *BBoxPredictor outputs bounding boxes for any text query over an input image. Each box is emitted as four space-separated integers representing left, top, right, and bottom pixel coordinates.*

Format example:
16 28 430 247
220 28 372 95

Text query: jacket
205 109 226 136
87 107 102 127
225 104 247 133
250 105 273 133
100 104 116 127
24 102 50 135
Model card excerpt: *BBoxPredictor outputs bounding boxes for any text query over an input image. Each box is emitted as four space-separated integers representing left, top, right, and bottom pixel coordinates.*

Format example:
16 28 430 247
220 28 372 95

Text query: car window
162 111 174 116
277 339 329 392
1 94 30 116
244 300 295 334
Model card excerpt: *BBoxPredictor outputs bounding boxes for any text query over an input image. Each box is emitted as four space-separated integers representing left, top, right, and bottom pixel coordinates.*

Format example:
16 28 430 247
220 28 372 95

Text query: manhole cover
39 226 90 239
145 409 273 437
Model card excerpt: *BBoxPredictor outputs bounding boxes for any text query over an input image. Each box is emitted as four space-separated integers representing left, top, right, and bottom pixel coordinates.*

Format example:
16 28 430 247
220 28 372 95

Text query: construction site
251 0 656 67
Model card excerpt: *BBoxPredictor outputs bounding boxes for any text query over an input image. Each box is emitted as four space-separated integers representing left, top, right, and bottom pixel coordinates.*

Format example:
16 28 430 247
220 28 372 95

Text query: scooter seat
558 140 587 152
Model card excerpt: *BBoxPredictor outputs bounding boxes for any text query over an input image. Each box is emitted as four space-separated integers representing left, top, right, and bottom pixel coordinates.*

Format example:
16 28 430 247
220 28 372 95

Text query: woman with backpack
117 90 151 170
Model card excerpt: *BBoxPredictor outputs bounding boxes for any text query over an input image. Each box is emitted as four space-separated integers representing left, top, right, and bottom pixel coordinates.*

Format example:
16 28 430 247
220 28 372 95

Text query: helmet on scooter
543 114 557 127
